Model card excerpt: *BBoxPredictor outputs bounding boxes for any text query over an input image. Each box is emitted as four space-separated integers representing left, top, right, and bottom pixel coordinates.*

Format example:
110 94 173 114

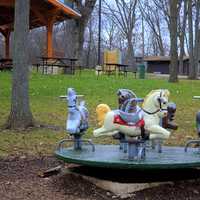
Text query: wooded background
0 0 199 81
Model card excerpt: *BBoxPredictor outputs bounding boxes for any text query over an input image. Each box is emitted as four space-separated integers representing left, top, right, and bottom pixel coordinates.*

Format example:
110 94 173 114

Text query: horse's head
67 88 77 112
96 104 111 126
143 89 170 118
117 89 136 109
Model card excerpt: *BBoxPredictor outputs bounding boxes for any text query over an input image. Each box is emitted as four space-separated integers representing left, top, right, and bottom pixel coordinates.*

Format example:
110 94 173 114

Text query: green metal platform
55 145 200 170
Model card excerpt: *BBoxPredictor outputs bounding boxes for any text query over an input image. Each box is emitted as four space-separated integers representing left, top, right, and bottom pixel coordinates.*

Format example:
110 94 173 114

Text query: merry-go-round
55 88 200 171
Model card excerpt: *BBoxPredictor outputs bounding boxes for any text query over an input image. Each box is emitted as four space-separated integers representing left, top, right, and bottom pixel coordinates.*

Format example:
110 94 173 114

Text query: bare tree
187 0 200 79
6 0 34 129
178 0 188 75
153 0 170 29
104 18 117 50
193 0 200 79
188 0 195 79
169 0 179 82
104 0 137 68
139 0 167 56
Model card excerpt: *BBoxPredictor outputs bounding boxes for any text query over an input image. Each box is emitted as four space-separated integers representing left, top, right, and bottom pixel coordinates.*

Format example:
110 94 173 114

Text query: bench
117 64 128 77
133 70 137 78
0 58 13 71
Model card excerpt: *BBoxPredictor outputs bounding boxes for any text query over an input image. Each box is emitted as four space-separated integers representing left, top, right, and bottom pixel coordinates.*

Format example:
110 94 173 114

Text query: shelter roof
0 0 81 31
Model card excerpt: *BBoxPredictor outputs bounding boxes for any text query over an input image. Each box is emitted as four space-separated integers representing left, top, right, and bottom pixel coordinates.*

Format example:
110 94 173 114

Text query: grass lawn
0 70 199 157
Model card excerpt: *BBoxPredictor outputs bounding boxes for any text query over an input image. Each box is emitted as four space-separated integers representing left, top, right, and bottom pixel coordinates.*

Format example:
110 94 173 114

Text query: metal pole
98 0 102 65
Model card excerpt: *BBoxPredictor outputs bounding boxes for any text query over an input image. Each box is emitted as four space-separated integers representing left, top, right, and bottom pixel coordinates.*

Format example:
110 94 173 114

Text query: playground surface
1 156 200 200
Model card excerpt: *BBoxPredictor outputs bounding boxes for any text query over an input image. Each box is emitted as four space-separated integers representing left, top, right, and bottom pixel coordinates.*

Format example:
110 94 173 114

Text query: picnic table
104 63 129 77
0 58 13 70
105 63 137 78
36 57 78 75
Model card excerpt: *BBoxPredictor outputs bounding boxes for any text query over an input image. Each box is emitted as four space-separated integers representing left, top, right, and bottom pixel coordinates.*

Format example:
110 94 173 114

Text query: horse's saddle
113 105 144 127
113 114 145 127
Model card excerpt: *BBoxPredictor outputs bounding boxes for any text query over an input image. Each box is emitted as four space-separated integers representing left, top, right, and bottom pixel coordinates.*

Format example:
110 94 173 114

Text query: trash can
138 64 145 79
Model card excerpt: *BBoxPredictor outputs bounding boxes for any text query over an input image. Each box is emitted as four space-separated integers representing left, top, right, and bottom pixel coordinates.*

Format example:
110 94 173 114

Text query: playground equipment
94 89 170 140
55 88 200 170
57 88 95 152
185 97 200 152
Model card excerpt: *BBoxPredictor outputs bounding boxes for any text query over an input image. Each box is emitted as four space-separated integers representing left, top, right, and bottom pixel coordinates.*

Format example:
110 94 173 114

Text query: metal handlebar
56 138 95 152
184 139 200 152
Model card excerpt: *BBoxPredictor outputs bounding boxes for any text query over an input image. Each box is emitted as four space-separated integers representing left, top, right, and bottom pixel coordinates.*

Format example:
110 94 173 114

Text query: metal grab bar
56 138 95 152
185 139 200 152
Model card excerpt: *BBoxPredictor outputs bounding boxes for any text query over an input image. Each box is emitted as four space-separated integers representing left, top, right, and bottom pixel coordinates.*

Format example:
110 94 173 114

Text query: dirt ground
1 156 200 200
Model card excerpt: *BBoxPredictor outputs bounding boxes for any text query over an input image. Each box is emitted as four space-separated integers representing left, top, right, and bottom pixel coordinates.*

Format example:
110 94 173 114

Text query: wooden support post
46 19 54 57
5 31 11 58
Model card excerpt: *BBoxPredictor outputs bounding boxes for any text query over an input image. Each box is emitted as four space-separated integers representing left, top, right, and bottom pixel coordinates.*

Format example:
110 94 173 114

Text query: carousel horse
66 88 89 134
113 89 140 141
185 111 200 152
93 89 171 140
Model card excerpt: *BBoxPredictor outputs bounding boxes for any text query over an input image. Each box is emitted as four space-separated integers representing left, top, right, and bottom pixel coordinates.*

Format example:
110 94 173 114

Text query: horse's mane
142 89 170 107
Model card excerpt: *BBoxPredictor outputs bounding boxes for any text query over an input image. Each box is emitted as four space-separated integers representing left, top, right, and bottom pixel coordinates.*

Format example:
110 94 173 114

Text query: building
143 56 191 75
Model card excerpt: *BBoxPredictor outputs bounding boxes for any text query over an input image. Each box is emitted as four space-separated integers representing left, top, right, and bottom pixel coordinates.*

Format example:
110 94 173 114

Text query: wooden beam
46 8 60 22
31 5 47 25
0 0 14 7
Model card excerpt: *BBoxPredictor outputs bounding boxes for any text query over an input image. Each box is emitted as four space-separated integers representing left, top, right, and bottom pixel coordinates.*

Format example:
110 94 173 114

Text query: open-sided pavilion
0 0 81 58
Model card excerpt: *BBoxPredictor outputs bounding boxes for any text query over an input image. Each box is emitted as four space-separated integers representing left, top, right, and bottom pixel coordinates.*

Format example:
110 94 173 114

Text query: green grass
0 70 199 157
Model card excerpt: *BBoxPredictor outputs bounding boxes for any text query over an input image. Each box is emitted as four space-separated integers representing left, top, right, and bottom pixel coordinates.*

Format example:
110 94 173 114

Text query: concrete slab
77 174 173 195
63 168 173 197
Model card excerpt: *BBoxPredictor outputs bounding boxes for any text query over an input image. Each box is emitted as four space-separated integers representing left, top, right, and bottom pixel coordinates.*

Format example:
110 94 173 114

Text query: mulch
1 156 200 200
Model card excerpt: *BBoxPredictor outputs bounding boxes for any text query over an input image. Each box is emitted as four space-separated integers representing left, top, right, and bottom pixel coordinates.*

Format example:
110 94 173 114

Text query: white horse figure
93 89 171 140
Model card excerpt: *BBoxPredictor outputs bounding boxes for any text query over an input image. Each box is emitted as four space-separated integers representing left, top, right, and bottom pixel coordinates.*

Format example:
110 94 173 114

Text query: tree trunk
126 35 135 71
169 0 178 82
179 33 185 75
193 0 200 79
179 0 187 75
64 20 79 59
86 19 92 67
157 21 165 56
188 0 195 79
6 0 34 129
77 21 86 65
157 36 165 56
